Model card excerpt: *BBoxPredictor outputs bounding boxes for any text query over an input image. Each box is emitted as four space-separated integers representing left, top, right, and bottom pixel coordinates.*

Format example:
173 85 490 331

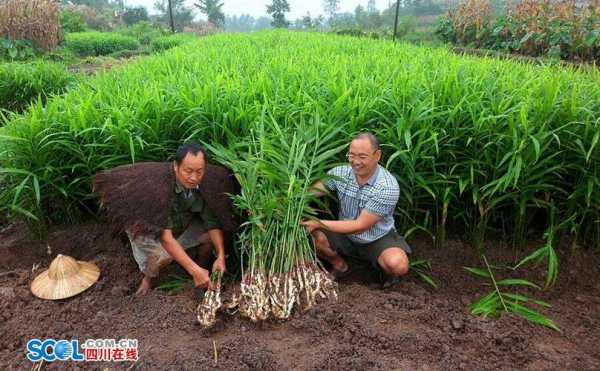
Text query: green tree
330 12 356 29
122 6 149 26
225 14 255 32
300 12 324 30
366 0 377 14
154 0 195 32
322 0 339 22
301 13 313 29
365 0 382 29
60 10 87 33
354 5 367 29
194 0 225 28
224 14 272 32
266 0 290 28
255 16 272 30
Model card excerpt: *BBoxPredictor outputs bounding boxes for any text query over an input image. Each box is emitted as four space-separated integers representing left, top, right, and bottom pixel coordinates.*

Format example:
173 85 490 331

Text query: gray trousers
127 219 210 278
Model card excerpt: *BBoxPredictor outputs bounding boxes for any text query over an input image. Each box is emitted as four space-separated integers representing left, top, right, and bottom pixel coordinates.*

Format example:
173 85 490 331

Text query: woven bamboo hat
30 254 100 300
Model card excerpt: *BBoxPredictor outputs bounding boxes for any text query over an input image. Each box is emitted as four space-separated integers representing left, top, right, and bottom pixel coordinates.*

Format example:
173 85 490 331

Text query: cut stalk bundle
197 271 223 327
206 116 344 322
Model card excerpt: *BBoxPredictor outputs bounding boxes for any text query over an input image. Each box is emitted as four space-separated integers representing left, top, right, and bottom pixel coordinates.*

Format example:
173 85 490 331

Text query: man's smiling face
348 137 381 179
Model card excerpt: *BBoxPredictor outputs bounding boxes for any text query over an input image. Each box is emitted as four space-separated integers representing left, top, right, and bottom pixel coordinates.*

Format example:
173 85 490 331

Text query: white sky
123 0 395 20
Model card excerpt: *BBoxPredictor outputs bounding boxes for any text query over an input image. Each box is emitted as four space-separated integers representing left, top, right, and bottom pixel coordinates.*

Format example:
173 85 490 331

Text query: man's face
174 152 205 189
348 138 381 178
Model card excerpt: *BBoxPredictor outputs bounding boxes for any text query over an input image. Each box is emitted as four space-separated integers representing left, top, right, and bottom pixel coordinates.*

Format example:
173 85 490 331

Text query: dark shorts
322 229 412 268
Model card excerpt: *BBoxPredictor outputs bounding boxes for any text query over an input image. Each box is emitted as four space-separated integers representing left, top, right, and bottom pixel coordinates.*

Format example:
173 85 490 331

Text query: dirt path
1 222 599 370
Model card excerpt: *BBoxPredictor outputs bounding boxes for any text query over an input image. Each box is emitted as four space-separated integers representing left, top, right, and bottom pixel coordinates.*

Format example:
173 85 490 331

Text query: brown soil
1 222 600 370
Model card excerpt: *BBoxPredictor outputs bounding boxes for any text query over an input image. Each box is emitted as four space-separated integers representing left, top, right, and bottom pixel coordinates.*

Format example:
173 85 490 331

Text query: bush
150 33 197 52
334 28 368 38
42 47 78 64
183 21 221 37
437 0 600 63
117 21 166 46
0 0 60 51
0 38 38 61
65 32 140 56
60 9 87 34
0 61 75 113
401 30 442 46
122 6 149 26
396 16 417 38
109 48 150 59
62 5 115 32
435 0 492 47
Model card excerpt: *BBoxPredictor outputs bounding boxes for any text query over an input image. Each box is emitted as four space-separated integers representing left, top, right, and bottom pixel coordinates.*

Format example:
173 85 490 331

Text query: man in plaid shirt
302 133 411 286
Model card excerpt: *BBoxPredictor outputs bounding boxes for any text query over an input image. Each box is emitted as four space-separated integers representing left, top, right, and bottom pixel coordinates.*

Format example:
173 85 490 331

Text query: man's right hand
192 266 210 289
301 219 322 233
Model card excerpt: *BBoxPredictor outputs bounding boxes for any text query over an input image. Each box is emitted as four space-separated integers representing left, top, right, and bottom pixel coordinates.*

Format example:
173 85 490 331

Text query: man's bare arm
207 229 225 258
160 229 210 286
207 229 226 272
302 210 382 235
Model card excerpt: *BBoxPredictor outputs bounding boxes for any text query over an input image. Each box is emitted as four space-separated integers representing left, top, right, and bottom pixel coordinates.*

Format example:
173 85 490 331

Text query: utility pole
392 0 400 42
168 0 175 33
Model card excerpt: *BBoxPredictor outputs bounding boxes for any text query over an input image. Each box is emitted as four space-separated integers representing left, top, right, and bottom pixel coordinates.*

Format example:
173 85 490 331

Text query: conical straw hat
31 254 100 300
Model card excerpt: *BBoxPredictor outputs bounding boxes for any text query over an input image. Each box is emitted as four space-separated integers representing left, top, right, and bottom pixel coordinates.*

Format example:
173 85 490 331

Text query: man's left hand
301 219 321 233
212 256 226 273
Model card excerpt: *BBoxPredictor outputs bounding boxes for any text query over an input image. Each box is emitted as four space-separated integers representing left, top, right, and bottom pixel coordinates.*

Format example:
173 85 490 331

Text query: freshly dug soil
1 222 599 370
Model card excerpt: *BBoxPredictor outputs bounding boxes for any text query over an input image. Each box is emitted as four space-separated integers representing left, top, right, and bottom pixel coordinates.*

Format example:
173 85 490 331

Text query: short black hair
353 132 381 151
175 143 206 165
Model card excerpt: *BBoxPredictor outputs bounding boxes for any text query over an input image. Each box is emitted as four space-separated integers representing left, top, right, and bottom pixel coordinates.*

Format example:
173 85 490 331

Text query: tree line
60 0 454 32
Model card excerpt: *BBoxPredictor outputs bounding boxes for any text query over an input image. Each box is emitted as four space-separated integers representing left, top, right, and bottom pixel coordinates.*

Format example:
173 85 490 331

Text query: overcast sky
123 0 395 20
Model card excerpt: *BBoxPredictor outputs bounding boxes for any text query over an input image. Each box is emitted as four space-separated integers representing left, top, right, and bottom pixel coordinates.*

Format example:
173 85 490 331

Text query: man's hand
212 256 226 273
301 219 322 233
309 181 328 197
191 266 210 289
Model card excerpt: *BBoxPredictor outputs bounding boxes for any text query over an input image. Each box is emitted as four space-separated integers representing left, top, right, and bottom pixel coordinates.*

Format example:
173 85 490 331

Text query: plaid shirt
325 165 400 243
